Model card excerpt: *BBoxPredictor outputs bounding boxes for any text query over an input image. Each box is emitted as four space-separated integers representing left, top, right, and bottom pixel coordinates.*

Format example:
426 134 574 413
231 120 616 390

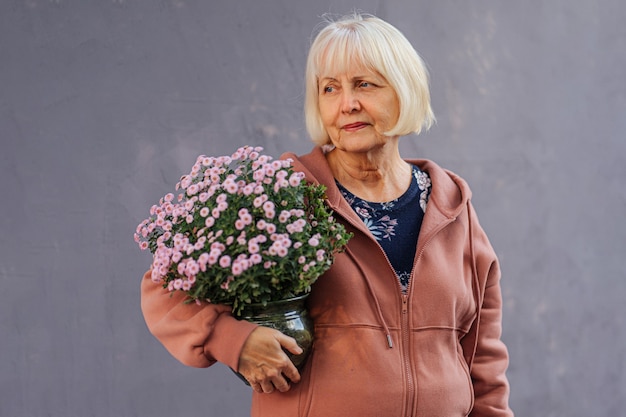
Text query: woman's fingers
238 326 303 392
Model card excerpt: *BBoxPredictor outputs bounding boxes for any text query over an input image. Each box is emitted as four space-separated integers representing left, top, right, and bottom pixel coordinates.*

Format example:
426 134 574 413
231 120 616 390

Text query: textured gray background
1 1 625 416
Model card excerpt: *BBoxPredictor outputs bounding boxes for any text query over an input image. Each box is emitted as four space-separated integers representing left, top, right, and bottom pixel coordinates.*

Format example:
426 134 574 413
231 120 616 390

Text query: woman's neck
326 144 412 203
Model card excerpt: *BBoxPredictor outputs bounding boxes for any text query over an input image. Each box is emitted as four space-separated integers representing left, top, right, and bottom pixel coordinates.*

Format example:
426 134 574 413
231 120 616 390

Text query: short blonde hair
305 13 435 145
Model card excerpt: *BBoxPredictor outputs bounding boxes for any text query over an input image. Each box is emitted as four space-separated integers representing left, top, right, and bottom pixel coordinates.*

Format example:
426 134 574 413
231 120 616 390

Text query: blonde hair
305 13 435 145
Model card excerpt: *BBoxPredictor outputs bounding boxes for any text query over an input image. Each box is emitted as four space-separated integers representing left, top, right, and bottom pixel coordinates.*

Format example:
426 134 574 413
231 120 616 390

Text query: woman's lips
342 122 368 131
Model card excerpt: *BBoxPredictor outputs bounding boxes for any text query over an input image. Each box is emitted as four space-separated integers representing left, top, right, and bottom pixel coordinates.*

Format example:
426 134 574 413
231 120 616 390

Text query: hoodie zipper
401 293 414 416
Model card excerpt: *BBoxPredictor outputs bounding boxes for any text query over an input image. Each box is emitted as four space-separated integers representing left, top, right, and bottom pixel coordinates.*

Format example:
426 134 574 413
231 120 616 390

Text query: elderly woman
141 13 513 417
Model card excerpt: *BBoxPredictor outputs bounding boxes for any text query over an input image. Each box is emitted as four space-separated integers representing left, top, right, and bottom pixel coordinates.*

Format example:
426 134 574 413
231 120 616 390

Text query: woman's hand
237 326 303 394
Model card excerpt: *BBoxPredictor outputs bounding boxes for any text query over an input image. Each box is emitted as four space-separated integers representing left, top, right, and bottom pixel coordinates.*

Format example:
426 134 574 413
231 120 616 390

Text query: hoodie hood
282 146 472 231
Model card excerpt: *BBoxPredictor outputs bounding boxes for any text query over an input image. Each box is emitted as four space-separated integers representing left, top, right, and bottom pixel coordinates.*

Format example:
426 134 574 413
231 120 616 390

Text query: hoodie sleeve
466 206 514 417
140 269 258 371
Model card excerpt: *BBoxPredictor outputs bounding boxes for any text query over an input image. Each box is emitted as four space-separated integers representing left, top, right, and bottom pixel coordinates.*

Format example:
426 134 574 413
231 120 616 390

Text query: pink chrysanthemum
134 145 351 315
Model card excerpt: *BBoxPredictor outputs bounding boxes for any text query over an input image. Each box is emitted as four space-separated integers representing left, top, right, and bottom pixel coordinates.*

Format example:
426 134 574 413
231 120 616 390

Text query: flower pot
232 294 314 385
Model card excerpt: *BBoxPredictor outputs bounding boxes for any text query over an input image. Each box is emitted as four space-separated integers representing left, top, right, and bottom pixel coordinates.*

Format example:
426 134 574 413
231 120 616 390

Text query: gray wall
1 1 624 416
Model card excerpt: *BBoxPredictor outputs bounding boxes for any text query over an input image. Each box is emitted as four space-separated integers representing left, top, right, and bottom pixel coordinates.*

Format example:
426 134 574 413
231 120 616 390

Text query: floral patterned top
337 165 432 292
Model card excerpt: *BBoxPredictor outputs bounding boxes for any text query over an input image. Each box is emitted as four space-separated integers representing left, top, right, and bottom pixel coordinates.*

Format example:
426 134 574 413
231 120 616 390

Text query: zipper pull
402 294 409 314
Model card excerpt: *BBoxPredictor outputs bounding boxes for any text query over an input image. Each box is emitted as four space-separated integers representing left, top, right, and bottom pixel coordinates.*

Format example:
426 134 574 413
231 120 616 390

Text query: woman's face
317 63 400 154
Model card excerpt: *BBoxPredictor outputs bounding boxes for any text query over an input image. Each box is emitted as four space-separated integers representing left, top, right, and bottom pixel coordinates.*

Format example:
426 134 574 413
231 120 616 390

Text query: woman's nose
340 90 361 113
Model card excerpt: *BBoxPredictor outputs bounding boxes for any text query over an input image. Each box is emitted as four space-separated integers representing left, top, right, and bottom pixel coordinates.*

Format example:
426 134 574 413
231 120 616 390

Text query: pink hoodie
141 147 513 416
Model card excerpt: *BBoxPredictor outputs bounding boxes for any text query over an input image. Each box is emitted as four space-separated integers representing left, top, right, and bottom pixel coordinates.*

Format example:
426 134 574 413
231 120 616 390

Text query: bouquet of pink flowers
135 146 351 315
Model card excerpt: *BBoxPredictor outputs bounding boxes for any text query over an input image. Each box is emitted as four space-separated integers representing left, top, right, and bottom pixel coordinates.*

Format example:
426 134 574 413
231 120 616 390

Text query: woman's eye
358 81 371 88
323 86 334 93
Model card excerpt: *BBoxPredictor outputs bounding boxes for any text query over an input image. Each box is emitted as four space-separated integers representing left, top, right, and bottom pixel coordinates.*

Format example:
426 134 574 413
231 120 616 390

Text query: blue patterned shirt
336 165 432 292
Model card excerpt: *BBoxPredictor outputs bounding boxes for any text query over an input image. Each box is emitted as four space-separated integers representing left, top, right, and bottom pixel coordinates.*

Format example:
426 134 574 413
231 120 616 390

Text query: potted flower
134 145 351 368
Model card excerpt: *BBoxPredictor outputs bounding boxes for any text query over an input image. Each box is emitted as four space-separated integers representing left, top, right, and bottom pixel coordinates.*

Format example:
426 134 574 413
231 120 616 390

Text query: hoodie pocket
298 325 406 417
